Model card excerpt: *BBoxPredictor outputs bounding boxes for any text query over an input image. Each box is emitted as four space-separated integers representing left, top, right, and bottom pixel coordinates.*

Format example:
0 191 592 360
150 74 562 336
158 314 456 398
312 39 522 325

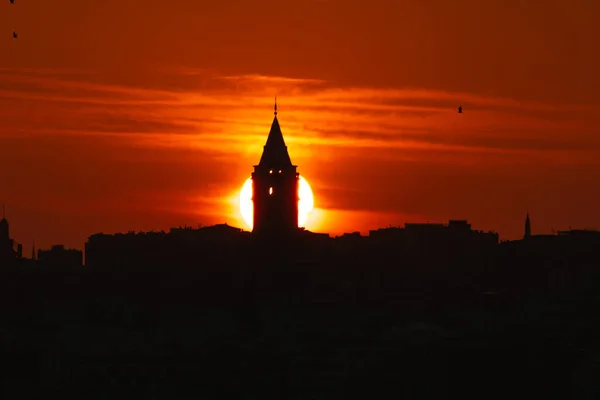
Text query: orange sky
1 0 599 251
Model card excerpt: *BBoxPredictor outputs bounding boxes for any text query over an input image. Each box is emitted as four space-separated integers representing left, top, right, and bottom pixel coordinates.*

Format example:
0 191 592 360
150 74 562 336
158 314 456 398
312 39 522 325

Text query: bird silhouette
13 31 18 39
458 106 463 114
10 0 15 4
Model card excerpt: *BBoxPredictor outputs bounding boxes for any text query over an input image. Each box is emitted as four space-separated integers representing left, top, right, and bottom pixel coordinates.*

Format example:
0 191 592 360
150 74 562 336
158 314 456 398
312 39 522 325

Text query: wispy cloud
2 68 596 162
219 73 328 86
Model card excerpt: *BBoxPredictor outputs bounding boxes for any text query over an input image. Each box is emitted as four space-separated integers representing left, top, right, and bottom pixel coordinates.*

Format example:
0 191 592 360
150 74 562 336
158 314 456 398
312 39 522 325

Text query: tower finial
2 204 4 219
274 96 277 116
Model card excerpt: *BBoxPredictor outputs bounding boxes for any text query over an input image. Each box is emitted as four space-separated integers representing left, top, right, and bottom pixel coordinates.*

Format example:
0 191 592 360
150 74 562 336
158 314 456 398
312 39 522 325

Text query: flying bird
13 31 18 39
10 0 15 4
458 106 463 114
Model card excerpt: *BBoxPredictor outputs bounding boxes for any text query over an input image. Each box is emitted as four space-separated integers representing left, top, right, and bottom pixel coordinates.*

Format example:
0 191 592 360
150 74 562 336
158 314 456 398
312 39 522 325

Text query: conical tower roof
258 99 293 168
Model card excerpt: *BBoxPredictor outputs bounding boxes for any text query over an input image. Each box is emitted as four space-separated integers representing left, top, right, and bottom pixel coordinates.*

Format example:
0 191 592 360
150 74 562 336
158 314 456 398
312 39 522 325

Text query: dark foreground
1 269 600 399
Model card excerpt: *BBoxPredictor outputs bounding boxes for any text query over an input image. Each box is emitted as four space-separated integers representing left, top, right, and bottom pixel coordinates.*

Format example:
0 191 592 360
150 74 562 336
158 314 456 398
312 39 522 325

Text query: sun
239 176 314 229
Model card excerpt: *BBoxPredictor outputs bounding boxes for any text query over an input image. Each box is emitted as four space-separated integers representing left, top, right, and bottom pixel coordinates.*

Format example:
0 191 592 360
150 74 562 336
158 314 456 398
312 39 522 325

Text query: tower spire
524 210 531 239
274 96 278 116
2 204 4 219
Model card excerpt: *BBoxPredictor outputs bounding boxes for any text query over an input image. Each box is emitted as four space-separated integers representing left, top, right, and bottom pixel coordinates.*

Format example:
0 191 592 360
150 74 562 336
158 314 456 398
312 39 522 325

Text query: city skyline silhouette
1 101 597 268
1 1 600 397
2 100 594 258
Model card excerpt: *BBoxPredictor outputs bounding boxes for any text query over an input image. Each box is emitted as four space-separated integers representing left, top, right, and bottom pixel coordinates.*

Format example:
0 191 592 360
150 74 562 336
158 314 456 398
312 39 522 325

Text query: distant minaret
524 211 531 239
32 240 36 261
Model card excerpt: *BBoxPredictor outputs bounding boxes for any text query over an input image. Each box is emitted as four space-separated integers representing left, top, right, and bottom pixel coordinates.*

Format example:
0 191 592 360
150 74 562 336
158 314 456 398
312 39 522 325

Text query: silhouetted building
0 205 17 266
524 212 531 239
336 232 363 243
84 225 250 270
369 220 498 248
37 245 83 269
251 100 299 238
557 229 600 239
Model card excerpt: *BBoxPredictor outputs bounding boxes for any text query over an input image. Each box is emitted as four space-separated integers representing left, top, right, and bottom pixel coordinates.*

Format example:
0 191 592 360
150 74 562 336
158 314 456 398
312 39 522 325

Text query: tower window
269 187 273 195
278 170 282 173
269 170 273 174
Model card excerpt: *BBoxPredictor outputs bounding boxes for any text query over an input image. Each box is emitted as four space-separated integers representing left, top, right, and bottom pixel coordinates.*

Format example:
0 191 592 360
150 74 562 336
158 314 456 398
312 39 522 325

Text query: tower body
251 106 299 237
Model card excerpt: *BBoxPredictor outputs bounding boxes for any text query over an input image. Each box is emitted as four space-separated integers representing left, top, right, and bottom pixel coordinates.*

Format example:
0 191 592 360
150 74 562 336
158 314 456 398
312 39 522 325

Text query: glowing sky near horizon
0 0 599 251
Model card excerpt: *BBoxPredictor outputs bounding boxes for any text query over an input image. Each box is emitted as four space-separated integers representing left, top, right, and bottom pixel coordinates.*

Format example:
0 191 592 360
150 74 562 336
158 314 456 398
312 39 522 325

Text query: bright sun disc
239 176 314 229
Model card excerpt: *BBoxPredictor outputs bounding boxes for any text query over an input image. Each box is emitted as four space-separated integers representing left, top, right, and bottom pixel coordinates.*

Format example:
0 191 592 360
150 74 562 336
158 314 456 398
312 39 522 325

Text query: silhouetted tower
524 211 531 239
251 99 299 237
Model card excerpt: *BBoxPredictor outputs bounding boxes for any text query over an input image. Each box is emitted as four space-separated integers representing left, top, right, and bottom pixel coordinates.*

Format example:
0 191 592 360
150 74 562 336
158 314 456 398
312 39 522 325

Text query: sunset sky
1 0 599 251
